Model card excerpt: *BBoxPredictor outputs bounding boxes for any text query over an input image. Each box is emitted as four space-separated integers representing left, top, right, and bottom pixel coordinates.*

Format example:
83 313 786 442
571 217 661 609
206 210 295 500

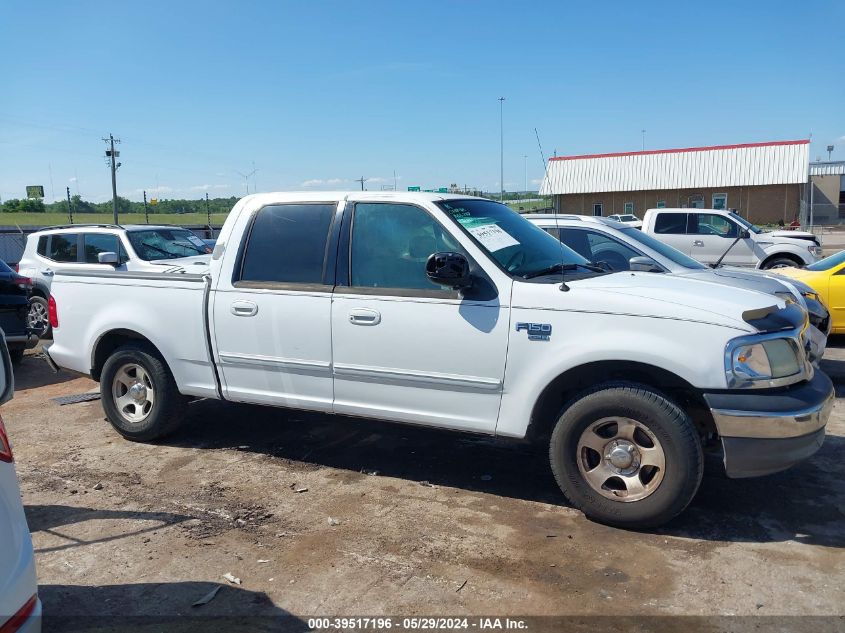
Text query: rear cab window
653 213 689 234
238 203 336 285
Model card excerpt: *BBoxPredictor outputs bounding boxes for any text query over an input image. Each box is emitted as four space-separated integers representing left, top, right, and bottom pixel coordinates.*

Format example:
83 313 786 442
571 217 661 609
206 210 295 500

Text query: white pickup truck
641 208 822 269
45 192 833 529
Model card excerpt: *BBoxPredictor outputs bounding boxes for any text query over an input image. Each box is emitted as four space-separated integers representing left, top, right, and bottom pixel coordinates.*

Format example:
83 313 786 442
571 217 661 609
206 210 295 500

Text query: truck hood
758 230 819 246
149 254 211 273
513 272 785 332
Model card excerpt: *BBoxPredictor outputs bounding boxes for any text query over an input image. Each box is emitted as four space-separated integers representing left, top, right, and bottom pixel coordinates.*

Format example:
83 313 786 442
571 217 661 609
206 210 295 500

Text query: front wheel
100 343 187 442
549 384 703 529
762 257 799 270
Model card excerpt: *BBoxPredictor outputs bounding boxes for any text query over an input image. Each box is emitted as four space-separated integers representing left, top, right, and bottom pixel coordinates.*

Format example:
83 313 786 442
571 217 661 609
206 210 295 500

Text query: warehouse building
808 160 845 224
539 139 809 224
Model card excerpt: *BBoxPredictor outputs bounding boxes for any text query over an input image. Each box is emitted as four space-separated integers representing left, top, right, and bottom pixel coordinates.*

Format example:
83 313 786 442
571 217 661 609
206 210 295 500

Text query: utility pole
66 186 73 224
205 192 211 229
498 97 505 201
103 134 121 224
355 176 368 191
641 129 646 151
143 190 149 224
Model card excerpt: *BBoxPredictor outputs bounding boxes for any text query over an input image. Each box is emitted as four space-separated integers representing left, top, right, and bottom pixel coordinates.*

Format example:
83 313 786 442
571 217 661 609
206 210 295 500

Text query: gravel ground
4 341 844 631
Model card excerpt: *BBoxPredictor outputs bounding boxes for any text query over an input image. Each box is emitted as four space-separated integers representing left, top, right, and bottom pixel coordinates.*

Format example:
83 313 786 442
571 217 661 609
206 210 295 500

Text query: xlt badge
515 322 552 341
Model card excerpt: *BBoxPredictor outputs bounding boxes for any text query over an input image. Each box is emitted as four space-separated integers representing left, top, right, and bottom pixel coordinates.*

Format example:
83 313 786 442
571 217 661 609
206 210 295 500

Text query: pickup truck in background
640 208 822 269
45 193 833 529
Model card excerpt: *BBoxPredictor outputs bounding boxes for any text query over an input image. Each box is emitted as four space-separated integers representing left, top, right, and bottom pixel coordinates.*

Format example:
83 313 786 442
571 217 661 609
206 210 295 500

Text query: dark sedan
0 262 37 364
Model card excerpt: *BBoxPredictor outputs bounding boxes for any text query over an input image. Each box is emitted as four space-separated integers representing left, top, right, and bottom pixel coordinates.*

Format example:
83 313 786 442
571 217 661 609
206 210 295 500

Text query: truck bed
46 269 219 399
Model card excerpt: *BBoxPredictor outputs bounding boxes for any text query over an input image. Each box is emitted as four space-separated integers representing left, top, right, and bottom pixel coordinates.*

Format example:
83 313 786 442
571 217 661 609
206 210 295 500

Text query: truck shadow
166 398 845 548
40 581 306 631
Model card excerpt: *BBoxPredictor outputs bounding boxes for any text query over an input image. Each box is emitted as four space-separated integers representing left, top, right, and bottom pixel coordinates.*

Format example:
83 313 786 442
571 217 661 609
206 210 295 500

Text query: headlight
809 245 822 257
726 336 807 388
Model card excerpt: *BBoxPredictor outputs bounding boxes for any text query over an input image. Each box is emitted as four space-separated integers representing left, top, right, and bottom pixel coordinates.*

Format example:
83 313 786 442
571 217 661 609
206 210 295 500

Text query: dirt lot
5 341 845 630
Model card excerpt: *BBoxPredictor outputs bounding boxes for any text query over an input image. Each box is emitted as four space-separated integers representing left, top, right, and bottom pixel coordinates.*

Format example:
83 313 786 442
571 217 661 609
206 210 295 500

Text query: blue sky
1 0 843 203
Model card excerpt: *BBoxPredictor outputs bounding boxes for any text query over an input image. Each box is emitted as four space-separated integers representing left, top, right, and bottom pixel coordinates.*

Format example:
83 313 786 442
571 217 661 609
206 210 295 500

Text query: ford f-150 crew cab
44 192 834 529
641 208 822 269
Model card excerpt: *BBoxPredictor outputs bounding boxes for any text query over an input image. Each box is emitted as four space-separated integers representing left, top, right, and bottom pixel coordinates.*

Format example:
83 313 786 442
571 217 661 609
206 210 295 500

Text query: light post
498 97 505 201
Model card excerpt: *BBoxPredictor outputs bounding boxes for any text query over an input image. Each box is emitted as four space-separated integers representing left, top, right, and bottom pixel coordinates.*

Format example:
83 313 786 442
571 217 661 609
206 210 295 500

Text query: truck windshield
127 229 209 260
728 212 762 234
436 199 594 278
618 227 707 270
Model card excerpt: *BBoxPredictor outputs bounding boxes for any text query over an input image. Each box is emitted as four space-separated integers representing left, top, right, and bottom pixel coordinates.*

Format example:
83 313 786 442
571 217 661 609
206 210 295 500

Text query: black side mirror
425 252 472 290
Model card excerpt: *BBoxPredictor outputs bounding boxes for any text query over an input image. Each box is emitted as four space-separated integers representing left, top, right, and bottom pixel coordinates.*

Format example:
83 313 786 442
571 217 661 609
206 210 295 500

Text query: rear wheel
27 296 51 338
100 343 187 441
549 384 703 528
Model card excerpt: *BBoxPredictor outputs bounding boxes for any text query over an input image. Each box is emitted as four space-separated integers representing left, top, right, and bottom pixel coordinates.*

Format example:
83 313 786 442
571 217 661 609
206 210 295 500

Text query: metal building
539 140 810 224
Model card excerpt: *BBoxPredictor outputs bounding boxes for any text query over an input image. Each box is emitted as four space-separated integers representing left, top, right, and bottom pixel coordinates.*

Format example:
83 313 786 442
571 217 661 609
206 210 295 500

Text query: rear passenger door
211 202 339 411
652 213 692 257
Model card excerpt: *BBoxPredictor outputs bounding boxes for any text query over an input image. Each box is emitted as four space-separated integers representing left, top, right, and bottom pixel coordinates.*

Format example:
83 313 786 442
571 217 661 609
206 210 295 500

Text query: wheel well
31 287 47 299
526 361 716 443
760 252 803 268
91 329 158 381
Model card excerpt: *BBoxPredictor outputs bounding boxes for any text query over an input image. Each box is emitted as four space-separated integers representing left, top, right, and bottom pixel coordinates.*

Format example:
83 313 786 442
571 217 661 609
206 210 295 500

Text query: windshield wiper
521 262 605 279
141 242 179 259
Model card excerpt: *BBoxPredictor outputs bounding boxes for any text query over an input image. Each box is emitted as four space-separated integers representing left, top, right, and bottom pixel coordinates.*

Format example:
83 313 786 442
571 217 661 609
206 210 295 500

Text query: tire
549 384 703 529
27 295 51 338
100 342 187 442
762 257 799 270
9 348 24 365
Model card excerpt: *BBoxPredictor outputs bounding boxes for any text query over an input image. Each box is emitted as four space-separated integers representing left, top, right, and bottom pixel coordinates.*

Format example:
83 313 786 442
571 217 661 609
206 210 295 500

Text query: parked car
0 333 41 632
606 213 643 229
17 224 212 338
0 262 37 364
640 208 822 269
524 214 831 361
776 250 845 334
45 192 833 529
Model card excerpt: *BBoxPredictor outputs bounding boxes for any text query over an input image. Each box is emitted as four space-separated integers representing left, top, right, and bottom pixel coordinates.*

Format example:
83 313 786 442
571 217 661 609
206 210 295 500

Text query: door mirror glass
629 256 663 272
425 252 472 289
98 251 119 266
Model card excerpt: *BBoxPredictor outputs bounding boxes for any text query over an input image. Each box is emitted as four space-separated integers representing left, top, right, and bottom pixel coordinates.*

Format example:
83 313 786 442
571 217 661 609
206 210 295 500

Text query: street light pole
524 155 527 195
499 97 505 201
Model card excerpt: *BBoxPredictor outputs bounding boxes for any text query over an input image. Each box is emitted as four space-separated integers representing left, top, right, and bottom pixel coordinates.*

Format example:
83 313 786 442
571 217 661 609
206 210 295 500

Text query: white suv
18 224 211 336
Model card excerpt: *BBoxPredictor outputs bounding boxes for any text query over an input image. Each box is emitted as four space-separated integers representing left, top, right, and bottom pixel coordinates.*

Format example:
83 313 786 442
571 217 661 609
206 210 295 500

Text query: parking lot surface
5 342 845 627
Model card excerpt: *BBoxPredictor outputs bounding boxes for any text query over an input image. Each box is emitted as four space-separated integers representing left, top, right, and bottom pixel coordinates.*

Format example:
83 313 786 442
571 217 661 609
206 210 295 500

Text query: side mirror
629 256 662 272
98 252 119 266
739 229 751 239
425 252 472 290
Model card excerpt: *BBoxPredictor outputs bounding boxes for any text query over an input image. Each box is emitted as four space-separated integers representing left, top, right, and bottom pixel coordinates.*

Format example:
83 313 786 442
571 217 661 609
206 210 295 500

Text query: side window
47 234 79 263
559 228 592 260
240 203 335 284
351 203 464 290
83 233 121 264
585 231 641 271
692 213 738 238
653 213 688 234
542 227 561 240
36 236 48 256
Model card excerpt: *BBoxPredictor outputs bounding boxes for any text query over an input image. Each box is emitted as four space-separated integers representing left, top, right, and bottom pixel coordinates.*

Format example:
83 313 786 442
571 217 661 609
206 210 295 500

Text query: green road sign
437 187 448 193
423 189 434 192
407 186 420 192
26 185 44 199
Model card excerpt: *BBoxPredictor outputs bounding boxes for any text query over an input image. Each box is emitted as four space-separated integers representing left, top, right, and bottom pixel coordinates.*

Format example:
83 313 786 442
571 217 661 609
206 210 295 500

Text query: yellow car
777 251 845 333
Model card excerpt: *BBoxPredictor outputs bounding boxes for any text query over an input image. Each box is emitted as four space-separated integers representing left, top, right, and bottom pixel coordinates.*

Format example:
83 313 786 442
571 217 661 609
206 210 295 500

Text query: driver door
688 213 755 266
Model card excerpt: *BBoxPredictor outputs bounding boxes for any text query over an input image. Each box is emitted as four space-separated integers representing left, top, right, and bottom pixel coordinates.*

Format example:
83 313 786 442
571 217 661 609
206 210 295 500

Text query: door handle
231 300 258 317
43 269 54 276
348 308 381 326
693 240 704 247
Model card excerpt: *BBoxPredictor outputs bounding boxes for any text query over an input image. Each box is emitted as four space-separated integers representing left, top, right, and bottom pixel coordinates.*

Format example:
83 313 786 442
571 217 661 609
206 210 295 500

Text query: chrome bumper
710 391 833 439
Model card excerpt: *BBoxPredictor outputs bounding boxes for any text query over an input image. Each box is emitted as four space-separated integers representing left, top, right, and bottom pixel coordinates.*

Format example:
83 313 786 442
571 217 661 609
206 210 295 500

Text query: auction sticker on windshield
467 224 519 252
186 235 206 248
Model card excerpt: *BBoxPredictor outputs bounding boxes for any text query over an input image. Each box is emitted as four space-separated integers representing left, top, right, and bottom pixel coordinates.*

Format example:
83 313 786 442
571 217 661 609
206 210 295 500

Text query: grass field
0 212 231 228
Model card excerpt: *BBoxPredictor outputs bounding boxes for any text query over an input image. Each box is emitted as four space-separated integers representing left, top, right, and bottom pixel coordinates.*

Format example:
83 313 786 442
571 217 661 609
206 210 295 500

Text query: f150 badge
515 322 552 341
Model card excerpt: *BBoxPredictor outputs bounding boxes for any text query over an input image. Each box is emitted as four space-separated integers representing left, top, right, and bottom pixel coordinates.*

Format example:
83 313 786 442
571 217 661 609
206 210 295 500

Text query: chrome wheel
27 299 49 337
112 363 155 424
577 417 666 502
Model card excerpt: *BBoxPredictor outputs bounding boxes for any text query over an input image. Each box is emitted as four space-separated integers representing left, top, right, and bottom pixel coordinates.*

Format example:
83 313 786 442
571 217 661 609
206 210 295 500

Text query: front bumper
704 371 833 478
